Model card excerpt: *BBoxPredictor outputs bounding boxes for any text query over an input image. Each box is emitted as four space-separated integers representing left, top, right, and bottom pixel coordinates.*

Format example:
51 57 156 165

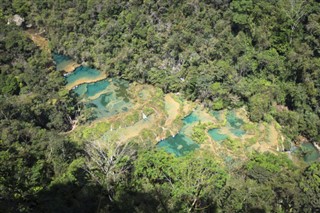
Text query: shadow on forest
0 180 164 213
0 181 267 213
33 184 165 213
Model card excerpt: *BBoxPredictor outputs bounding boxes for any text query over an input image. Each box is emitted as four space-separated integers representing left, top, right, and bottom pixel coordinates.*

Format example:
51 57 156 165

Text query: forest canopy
0 0 320 212
3 0 319 142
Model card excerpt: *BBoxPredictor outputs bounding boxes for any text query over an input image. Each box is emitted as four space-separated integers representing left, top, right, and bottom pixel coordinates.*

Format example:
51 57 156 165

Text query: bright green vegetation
1 1 320 213
16 0 319 144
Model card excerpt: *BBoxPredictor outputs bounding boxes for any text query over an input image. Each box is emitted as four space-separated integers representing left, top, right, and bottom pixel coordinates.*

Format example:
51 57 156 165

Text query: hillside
0 1 319 212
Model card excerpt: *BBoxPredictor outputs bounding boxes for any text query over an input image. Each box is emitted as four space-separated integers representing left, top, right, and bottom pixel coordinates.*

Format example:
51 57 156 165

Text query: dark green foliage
0 22 77 131
3 0 316 141
133 149 227 212
218 152 320 212
0 120 82 212
299 163 320 212
0 74 20 95
0 20 83 212
1 1 320 212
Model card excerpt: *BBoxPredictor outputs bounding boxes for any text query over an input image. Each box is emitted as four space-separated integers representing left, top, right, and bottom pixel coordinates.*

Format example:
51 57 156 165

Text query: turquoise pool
66 66 102 86
211 110 221 120
86 79 110 97
183 112 199 124
208 128 228 142
157 133 200 157
300 143 320 162
226 111 246 137
53 53 73 71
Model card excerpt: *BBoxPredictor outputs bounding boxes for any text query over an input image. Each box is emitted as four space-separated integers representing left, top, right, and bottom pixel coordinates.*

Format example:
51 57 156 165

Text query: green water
66 66 102 86
73 79 110 97
73 84 87 96
183 112 199 124
208 128 228 142
208 111 245 141
300 143 320 162
53 53 70 64
86 83 132 119
73 79 110 98
227 111 244 128
53 53 73 71
157 133 200 157
53 54 132 119
87 79 110 97
88 93 112 117
211 111 221 120
226 111 246 137
82 78 131 118
157 111 200 156
56 54 315 161
230 128 246 137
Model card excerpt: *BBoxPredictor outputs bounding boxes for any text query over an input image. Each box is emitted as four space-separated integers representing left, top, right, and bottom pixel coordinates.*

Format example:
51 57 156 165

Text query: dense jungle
0 0 319 212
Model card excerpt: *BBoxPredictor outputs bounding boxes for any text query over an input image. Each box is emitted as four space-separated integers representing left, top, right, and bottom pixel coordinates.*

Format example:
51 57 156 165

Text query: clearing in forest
25 29 50 52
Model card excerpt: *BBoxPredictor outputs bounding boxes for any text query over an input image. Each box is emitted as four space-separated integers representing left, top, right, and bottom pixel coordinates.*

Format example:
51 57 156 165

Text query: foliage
2 1 317 141
133 149 228 212
191 122 210 144
1 1 320 212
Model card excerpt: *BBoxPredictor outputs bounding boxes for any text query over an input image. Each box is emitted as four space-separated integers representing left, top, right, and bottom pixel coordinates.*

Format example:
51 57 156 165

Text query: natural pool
226 111 246 137
54 54 132 119
73 79 110 98
211 110 221 120
157 111 201 156
78 79 131 119
208 128 228 142
158 109 248 156
157 133 200 157
207 111 245 142
66 66 102 87
73 84 87 97
183 112 199 124
54 54 319 162
55 53 245 156
300 143 320 162
53 53 73 71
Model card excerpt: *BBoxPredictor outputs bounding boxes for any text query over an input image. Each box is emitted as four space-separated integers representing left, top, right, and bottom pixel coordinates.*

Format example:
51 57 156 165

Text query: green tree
134 149 227 212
